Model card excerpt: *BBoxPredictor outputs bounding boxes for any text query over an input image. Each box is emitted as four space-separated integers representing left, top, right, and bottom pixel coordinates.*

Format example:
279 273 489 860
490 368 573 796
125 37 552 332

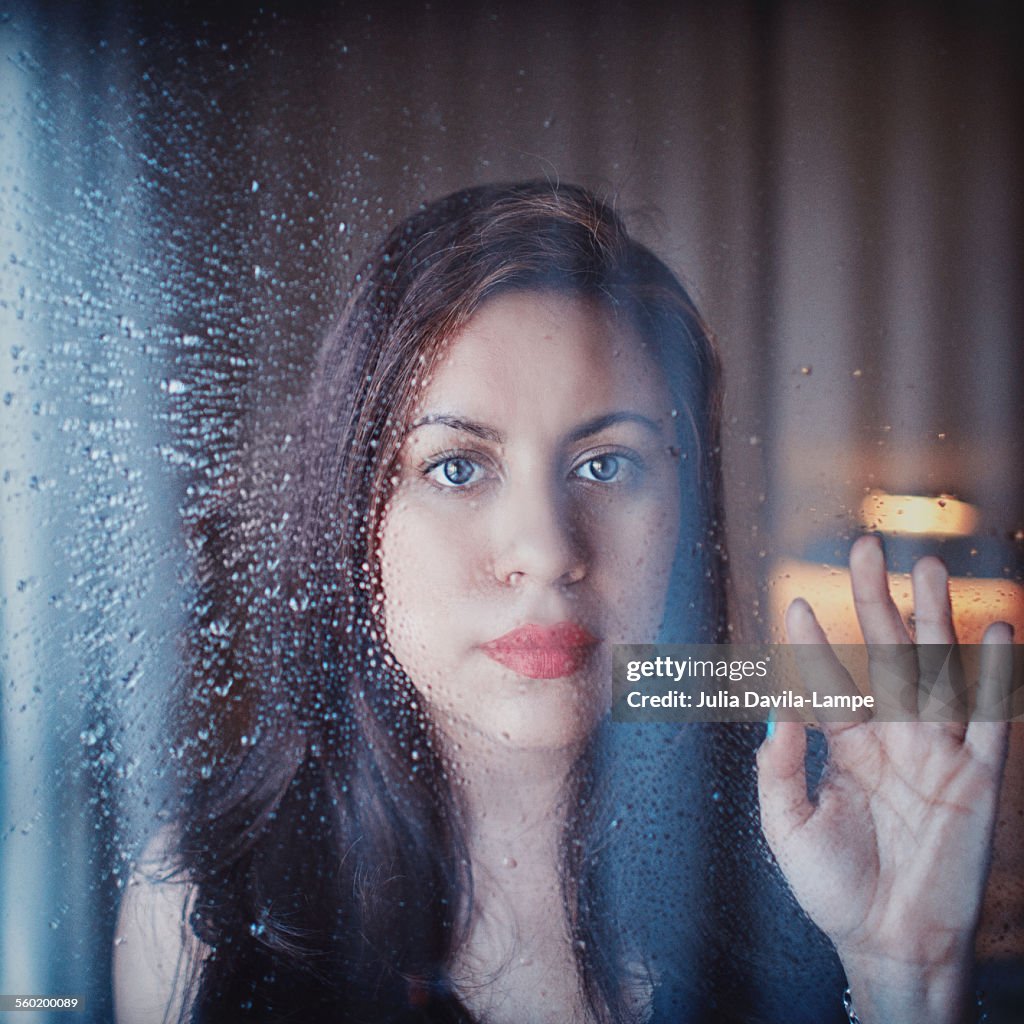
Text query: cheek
587 492 681 635
378 494 482 668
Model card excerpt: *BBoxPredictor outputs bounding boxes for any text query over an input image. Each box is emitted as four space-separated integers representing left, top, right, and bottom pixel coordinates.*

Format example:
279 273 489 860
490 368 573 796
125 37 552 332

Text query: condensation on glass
1 4 1021 1022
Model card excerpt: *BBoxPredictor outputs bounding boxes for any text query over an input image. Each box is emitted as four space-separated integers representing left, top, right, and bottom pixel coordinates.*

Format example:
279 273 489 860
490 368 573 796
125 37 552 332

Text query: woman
113 181 1011 1023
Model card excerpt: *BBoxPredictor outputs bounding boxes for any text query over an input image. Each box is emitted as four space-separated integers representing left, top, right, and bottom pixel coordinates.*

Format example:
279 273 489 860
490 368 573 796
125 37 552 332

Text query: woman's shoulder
112 826 208 1024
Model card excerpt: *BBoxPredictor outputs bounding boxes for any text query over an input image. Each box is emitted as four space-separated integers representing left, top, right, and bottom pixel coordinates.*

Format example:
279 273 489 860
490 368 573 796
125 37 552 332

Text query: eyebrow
408 411 662 445
565 412 663 444
409 414 504 442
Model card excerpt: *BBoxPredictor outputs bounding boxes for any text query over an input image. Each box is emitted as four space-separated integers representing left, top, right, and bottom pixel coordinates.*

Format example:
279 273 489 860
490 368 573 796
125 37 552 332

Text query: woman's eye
574 454 623 483
427 457 484 488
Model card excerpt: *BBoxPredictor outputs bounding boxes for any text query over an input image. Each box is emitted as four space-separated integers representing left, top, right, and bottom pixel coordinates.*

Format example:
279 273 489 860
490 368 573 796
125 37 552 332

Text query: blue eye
428 457 483 487
575 454 622 483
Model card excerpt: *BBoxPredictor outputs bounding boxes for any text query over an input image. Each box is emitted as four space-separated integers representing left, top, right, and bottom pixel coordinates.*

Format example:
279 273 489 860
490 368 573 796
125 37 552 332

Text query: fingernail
765 710 776 740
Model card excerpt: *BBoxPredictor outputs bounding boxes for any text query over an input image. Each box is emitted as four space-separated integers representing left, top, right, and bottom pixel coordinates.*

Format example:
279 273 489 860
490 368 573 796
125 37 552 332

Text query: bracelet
843 986 988 1023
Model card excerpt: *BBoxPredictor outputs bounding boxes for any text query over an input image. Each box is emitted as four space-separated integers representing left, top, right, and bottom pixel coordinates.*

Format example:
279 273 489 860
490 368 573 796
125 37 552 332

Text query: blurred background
1 0 1022 1019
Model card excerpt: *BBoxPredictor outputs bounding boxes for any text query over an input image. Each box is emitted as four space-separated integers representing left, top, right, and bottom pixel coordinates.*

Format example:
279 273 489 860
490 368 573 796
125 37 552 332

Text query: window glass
1 4 1021 1021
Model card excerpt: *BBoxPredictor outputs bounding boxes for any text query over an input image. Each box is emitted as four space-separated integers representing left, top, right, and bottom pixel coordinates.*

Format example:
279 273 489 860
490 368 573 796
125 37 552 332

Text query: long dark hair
168 180 727 1022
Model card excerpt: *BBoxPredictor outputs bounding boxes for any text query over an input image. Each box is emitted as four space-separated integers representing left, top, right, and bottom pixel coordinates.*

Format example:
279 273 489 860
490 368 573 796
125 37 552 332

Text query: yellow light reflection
858 491 978 537
769 557 1024 645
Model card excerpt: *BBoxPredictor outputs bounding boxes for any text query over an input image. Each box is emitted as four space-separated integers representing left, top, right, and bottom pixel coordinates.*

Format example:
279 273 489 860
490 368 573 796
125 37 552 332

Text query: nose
491 475 588 589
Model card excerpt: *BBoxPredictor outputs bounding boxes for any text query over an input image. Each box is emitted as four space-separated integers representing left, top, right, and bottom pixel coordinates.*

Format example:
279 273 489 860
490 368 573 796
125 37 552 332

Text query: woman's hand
757 534 1013 1024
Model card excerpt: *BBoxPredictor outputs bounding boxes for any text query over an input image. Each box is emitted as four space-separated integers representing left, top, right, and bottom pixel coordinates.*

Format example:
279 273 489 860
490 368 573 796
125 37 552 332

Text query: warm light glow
858 491 979 537
769 557 1024 645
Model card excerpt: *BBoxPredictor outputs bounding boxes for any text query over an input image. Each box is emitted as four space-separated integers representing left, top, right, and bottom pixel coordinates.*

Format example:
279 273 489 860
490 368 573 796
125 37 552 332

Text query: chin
485 698 605 752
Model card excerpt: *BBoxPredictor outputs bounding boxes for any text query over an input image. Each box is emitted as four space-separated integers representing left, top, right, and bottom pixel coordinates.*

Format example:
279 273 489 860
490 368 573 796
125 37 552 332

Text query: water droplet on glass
80 726 103 747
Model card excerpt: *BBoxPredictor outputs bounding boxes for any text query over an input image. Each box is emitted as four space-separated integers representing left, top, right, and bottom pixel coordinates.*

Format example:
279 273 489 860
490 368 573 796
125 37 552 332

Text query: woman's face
379 291 682 751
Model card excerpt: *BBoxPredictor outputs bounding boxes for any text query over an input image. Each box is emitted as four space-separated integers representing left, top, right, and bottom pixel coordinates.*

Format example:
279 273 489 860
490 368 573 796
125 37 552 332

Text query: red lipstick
480 622 598 680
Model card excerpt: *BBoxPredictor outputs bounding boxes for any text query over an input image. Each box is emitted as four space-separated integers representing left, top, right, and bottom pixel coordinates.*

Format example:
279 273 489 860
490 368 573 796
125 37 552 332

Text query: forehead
414 290 671 426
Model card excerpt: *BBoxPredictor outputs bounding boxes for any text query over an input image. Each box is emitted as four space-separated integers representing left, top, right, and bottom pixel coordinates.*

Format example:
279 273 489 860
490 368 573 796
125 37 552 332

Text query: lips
480 622 599 680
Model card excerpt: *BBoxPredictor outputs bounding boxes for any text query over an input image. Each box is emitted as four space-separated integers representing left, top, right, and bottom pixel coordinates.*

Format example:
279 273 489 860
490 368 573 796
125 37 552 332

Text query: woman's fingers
765 606 817 791
849 536 919 716
757 719 813 849
965 622 1014 769
850 535 913 644
910 556 956 644
785 596 828 644
786 598 868 737
911 557 967 731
